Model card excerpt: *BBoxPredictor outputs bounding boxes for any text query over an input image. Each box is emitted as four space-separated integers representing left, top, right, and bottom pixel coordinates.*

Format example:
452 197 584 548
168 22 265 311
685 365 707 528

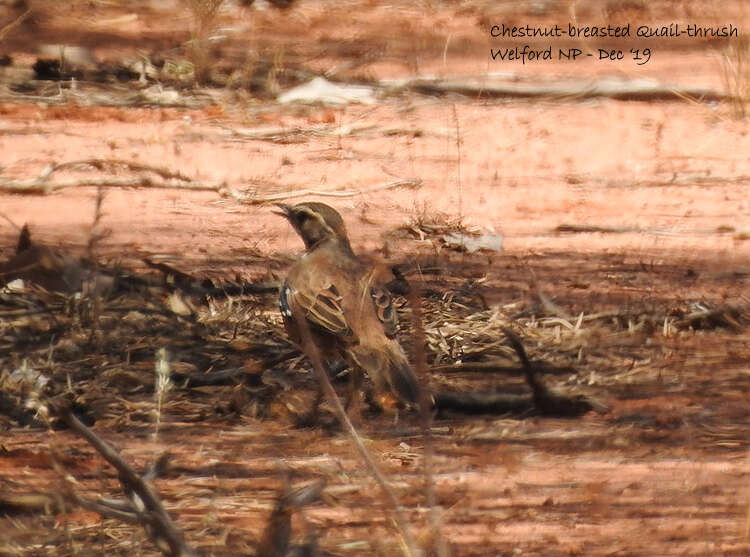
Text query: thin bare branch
225 123 377 141
430 360 576 376
57 407 198 557
242 178 423 205
398 75 731 102
0 5 32 42
0 176 228 195
38 159 195 182
409 280 450 557
289 302 420 557
0 157 420 204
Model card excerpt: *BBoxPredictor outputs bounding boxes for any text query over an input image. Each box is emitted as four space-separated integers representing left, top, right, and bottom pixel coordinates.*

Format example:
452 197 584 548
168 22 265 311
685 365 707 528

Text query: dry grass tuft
183 0 227 85
720 33 750 118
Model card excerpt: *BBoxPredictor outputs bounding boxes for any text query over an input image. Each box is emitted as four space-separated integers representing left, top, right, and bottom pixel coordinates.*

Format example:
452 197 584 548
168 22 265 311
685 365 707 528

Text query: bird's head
274 202 351 250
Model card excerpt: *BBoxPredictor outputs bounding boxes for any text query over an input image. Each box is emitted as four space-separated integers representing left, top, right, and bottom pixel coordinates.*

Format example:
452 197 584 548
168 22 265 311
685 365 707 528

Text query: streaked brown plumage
275 202 419 407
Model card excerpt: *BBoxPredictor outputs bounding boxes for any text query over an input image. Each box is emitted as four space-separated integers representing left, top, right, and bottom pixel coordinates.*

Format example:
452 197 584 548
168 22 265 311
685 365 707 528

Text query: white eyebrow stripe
298 208 336 237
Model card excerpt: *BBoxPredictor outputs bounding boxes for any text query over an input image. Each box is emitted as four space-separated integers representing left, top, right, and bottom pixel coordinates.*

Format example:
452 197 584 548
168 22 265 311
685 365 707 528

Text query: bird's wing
369 285 399 339
281 282 352 338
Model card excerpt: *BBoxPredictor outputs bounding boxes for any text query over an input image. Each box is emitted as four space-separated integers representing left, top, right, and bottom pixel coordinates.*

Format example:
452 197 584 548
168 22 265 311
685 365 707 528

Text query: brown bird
275 202 419 412
0 224 86 294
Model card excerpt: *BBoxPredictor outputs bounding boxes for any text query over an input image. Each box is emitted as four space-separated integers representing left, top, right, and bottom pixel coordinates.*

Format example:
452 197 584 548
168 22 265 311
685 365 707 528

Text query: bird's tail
349 342 420 405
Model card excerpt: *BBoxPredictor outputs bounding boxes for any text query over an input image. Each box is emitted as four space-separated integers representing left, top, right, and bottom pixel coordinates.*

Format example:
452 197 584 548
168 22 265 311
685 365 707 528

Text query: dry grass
182 0 226 85
2 1 750 553
2 243 750 554
720 33 750 118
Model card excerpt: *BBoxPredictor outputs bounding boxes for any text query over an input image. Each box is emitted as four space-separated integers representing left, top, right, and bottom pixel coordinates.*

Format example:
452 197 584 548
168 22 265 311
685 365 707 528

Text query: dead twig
56 407 198 557
0 493 62 515
502 327 609 416
64 457 172 525
430 360 576 376
396 75 730 102
0 211 23 231
290 302 420 557
409 280 450 557
243 178 422 205
257 473 326 557
0 157 420 205
554 223 636 234
0 5 32 42
0 157 221 195
38 159 195 183
225 123 377 141
0 176 228 195
433 391 533 414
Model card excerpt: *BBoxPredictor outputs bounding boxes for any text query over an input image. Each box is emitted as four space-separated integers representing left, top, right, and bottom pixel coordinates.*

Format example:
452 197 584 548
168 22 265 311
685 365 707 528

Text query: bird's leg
310 381 325 424
294 384 323 429
293 367 327 428
345 368 364 427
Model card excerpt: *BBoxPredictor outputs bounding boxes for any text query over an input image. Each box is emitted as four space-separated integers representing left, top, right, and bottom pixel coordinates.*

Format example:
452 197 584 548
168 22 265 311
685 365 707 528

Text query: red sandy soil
1 1 750 556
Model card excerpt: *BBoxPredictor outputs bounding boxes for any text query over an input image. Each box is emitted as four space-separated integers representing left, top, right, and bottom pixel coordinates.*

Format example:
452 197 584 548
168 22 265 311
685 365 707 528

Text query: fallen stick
225 123 377 141
241 178 423 204
501 327 609 416
408 280 450 557
37 159 195 182
257 475 326 557
0 157 421 203
431 360 576 376
392 75 730 102
57 407 198 557
0 176 227 195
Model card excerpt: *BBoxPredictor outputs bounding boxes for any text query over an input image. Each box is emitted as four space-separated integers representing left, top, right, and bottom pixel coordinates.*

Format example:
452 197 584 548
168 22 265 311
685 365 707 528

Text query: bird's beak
272 203 293 219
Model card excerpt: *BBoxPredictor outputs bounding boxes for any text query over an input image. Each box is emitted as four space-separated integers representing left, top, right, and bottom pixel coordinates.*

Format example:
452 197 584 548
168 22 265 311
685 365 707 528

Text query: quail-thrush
275 202 419 410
